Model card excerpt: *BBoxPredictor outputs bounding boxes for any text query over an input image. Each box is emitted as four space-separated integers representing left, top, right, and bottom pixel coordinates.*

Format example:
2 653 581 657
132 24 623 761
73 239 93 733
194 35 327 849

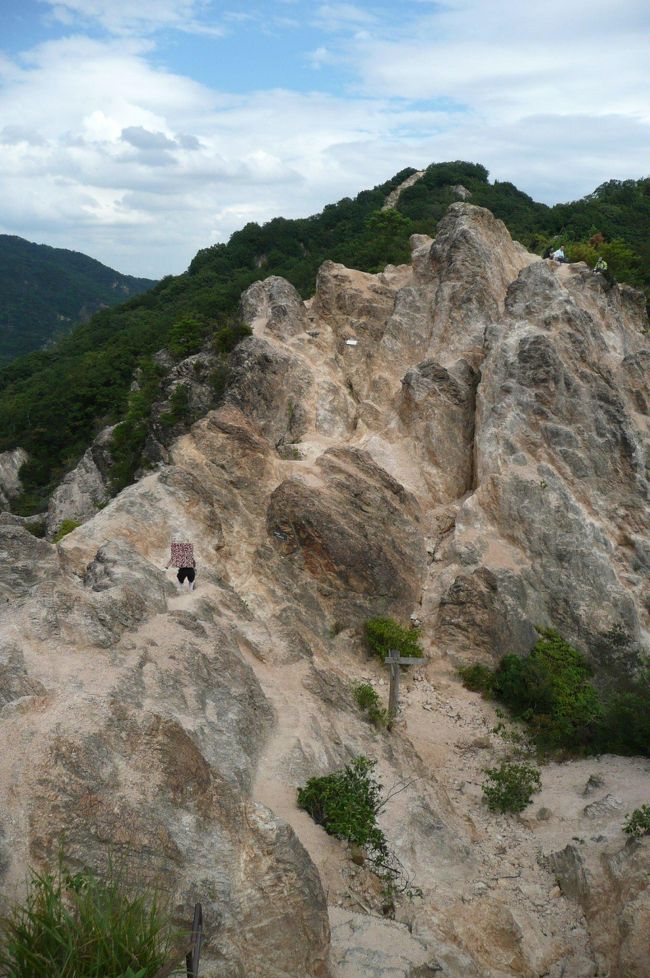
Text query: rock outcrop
1 203 649 978
0 447 27 510
46 425 115 536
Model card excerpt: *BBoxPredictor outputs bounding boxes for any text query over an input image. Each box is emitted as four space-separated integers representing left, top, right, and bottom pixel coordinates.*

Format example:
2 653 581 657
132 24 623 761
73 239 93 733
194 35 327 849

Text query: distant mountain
0 235 156 366
0 161 648 512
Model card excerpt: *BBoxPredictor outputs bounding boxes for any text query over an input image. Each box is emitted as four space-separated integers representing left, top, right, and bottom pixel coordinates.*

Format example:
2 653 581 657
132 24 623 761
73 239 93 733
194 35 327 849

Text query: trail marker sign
386 649 422 720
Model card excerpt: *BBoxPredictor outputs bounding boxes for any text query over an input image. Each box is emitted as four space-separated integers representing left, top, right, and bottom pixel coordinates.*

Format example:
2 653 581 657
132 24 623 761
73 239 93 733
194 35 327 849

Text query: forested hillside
0 235 155 366
1 161 648 514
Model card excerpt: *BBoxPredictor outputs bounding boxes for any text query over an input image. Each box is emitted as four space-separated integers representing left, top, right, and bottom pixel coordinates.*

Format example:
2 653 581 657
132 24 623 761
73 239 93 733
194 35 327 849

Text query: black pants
177 567 196 584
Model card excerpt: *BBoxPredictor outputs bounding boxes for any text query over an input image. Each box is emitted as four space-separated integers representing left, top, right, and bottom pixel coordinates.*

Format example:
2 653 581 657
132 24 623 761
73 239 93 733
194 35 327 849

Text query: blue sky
1 0 649 277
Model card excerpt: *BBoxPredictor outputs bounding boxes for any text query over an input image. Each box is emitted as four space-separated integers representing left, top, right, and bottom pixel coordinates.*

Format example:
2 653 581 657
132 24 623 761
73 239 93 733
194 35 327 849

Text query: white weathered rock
46 426 114 536
1 202 649 978
0 447 27 509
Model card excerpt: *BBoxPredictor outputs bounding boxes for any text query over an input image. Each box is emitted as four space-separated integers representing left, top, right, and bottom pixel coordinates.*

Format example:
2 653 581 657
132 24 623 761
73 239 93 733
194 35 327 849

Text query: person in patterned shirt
165 537 196 590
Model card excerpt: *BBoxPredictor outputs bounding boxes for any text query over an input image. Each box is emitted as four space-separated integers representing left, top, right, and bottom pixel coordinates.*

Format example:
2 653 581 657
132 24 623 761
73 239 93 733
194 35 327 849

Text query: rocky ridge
1 203 649 977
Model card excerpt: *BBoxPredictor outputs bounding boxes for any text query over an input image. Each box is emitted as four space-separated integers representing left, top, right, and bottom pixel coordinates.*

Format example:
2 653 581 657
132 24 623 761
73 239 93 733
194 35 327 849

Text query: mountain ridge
0 233 156 367
0 161 648 513
1 201 648 977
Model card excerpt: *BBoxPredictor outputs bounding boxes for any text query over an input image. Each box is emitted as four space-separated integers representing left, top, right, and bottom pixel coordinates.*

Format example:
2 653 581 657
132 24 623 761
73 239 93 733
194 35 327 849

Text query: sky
0 1 649 279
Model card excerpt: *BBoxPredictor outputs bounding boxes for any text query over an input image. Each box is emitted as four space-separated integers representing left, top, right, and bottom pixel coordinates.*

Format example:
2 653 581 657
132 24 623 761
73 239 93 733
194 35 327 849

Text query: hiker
593 255 615 288
542 244 554 259
552 246 567 263
165 537 196 591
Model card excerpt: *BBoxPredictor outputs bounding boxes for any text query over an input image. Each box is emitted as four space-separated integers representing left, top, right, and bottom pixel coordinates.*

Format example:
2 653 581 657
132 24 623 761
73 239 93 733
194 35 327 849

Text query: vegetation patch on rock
482 761 542 814
353 683 389 728
623 804 650 838
52 518 80 543
297 757 418 909
364 617 423 663
0 861 174 978
459 629 650 758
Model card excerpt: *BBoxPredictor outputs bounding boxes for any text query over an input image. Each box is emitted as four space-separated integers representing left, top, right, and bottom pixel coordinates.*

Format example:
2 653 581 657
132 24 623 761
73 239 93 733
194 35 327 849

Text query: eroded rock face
267 447 426 622
0 447 28 510
226 337 313 448
442 256 650 663
0 524 330 977
145 350 225 465
546 838 650 978
1 202 649 978
46 426 114 537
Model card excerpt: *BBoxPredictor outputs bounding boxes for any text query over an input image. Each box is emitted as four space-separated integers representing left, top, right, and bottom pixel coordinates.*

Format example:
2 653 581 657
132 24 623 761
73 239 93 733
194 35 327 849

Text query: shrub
211 321 251 355
297 757 419 908
52 519 80 543
492 630 602 751
460 631 650 758
482 761 542 814
210 360 231 400
353 683 389 728
623 804 650 838
159 385 191 429
595 678 650 757
0 863 174 978
25 520 46 538
458 663 494 693
167 314 206 359
297 757 388 861
364 618 423 663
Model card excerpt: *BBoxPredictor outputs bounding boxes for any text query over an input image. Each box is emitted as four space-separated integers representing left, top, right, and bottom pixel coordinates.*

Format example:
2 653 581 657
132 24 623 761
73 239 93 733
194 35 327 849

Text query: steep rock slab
267 447 426 623
240 276 309 341
399 358 478 503
226 337 313 449
417 203 536 366
545 838 650 978
439 258 650 662
0 504 331 977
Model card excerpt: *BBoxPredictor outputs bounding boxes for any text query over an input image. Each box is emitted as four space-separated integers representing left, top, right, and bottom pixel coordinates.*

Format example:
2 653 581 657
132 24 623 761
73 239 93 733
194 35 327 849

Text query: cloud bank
0 0 648 277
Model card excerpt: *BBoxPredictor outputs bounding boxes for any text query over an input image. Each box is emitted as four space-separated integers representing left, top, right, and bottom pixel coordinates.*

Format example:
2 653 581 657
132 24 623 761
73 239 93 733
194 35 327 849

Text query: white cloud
39 0 226 36
314 3 378 31
0 1 648 279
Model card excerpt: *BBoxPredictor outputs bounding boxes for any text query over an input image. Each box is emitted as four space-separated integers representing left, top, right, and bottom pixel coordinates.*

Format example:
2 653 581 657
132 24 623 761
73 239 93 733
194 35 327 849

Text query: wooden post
388 649 400 720
186 903 203 978
387 649 423 721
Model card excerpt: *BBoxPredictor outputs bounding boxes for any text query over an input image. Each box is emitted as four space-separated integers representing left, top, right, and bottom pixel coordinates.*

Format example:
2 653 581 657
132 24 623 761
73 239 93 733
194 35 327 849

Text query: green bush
623 804 650 837
353 683 389 728
24 520 46 538
458 663 494 693
482 762 542 813
364 618 423 663
210 360 231 400
167 313 206 359
52 519 80 543
297 757 388 861
595 678 650 757
0 863 174 978
492 630 602 751
159 384 191 429
462 633 650 758
211 321 251 355
108 357 165 494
